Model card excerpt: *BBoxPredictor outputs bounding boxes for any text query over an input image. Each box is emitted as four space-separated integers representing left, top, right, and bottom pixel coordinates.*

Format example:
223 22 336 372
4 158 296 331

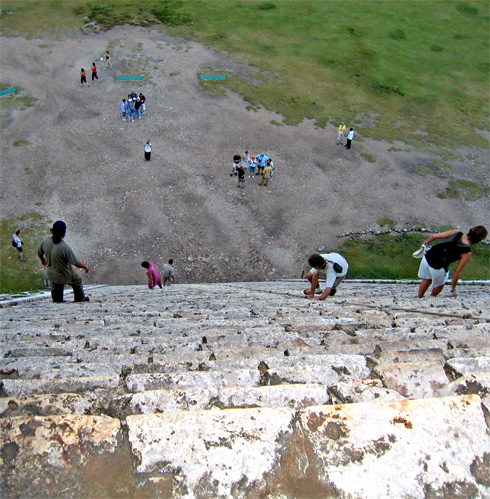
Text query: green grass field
1 0 488 152
0 214 51 294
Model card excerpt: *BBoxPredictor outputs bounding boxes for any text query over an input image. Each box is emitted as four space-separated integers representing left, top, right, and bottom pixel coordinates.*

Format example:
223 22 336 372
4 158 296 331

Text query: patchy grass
415 165 431 175
2 1 488 154
361 152 376 163
13 139 29 146
1 86 37 128
438 179 488 201
167 1 489 153
0 213 51 294
377 218 397 228
338 233 489 280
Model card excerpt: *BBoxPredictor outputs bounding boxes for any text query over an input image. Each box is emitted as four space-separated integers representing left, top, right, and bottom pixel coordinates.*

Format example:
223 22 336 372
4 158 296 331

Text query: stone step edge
0 285 109 308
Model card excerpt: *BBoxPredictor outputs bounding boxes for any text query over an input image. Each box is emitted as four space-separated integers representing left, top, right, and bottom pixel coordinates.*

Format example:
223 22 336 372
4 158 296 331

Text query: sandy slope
1 26 488 285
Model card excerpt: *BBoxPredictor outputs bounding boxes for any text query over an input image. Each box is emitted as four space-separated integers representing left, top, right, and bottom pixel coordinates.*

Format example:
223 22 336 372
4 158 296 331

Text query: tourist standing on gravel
80 68 87 86
304 253 349 301
103 50 112 69
127 98 135 123
91 62 98 81
12 229 26 261
144 140 152 161
139 93 146 114
37 221 89 303
162 259 175 286
417 225 488 298
121 98 128 120
336 122 346 145
259 160 273 186
141 261 162 289
135 98 142 119
256 153 269 176
345 128 355 150
236 162 246 188
230 153 241 176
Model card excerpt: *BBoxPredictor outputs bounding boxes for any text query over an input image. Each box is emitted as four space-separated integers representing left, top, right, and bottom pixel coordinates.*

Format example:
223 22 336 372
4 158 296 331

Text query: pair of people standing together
336 122 355 149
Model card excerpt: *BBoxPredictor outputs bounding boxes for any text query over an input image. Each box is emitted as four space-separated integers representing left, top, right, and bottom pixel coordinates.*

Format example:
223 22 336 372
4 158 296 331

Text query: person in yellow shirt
336 122 346 145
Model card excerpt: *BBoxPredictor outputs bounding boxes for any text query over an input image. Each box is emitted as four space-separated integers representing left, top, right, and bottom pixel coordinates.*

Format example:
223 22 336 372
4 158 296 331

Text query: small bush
257 2 277 10
389 29 406 40
377 218 397 228
456 3 479 15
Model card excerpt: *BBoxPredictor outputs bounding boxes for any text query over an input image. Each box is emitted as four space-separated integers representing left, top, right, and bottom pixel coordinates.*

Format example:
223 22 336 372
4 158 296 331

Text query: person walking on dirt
37 221 90 303
12 229 26 261
103 51 112 69
91 62 99 81
417 225 488 298
80 68 88 86
304 253 349 301
144 140 152 161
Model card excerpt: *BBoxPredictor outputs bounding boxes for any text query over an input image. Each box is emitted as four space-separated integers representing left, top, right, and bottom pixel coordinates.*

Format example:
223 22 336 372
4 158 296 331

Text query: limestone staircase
1 281 489 498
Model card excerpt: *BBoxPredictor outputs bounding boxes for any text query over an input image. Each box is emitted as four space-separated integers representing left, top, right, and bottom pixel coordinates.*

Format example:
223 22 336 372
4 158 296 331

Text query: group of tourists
121 91 147 123
80 52 112 87
141 260 176 289
11 220 487 303
231 151 275 188
305 225 488 301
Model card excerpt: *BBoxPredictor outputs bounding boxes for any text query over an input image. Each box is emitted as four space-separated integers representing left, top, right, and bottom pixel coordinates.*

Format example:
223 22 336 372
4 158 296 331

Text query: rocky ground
1 26 488 285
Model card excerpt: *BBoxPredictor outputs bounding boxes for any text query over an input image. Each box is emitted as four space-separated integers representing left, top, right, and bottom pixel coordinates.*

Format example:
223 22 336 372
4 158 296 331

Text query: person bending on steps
304 253 349 301
417 225 487 298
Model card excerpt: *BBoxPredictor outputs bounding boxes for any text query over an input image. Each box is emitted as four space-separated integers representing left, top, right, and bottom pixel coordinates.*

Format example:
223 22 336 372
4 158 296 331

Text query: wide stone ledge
1 375 120 397
123 395 489 498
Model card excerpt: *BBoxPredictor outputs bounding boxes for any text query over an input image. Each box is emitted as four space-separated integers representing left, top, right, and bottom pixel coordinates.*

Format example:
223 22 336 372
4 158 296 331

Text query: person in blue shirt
256 153 269 176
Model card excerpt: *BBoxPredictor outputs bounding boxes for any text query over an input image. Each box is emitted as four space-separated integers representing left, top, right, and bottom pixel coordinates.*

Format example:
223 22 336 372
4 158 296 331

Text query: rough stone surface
1 281 489 497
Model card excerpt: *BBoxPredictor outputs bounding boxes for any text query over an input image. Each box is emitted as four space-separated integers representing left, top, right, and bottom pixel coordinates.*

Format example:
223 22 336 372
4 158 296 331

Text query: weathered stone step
124 395 489 498
367 348 445 366
328 378 407 403
372 360 449 399
446 357 490 380
108 383 332 418
126 369 261 394
0 392 103 417
1 375 120 397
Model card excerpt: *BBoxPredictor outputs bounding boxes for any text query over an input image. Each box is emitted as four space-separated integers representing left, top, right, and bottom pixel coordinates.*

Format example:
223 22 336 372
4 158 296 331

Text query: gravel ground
1 26 488 285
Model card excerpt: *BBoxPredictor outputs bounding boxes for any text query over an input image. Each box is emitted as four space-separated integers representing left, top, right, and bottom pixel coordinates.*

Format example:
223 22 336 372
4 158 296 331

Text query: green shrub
456 3 479 15
389 29 406 40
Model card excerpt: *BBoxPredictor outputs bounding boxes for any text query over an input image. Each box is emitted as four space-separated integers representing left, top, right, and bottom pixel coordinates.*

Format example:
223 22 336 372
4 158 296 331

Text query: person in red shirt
91 62 98 81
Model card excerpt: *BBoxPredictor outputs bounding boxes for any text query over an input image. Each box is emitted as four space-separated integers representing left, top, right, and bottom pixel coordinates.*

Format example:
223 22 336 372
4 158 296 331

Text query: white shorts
418 257 449 288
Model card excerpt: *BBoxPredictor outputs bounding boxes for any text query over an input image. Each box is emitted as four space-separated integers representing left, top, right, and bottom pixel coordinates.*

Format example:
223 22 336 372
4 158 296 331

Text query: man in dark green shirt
37 221 89 303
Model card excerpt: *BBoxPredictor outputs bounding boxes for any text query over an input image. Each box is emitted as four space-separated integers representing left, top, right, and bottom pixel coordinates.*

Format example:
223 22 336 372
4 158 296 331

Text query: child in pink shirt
141 261 162 289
